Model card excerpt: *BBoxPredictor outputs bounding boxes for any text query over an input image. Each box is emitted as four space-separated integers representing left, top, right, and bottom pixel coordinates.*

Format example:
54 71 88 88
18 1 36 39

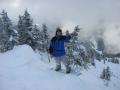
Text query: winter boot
55 65 61 71
66 66 71 74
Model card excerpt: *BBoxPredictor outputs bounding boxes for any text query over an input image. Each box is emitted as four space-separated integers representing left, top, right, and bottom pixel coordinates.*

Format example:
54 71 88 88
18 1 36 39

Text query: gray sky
0 0 120 54
0 0 120 29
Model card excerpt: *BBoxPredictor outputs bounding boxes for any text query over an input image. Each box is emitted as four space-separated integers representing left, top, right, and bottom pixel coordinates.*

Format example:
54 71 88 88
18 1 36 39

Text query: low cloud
103 25 120 54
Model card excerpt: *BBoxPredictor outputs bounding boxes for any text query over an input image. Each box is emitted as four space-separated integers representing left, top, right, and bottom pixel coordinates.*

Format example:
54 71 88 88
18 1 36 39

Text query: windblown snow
0 45 120 90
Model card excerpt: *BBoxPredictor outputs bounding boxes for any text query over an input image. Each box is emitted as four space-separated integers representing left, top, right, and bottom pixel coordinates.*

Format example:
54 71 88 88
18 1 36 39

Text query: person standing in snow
48 28 71 73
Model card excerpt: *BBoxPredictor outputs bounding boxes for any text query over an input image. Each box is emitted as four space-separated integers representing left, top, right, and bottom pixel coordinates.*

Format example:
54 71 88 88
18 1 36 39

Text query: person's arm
47 38 52 52
64 35 71 42
50 40 53 47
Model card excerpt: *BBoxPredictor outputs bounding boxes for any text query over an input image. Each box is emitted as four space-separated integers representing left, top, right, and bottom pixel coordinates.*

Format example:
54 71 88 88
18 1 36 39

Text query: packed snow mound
0 45 39 67
0 45 120 90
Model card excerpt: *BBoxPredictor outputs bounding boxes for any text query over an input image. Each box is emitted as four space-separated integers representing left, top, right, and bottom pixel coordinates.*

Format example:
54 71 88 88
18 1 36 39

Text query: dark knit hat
56 28 62 35
56 28 62 32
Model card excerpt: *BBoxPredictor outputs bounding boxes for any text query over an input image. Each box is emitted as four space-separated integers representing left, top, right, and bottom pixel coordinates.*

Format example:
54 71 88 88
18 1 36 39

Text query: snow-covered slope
0 45 120 90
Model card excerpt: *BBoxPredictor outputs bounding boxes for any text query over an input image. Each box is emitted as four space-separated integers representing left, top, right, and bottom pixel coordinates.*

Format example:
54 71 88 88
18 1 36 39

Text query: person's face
56 31 62 36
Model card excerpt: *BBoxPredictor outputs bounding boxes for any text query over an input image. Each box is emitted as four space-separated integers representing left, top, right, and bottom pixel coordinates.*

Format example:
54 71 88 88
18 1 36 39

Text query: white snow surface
0 45 120 90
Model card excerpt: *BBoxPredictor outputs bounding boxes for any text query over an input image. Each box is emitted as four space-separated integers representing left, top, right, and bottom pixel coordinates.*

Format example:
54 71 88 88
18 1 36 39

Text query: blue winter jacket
50 35 71 57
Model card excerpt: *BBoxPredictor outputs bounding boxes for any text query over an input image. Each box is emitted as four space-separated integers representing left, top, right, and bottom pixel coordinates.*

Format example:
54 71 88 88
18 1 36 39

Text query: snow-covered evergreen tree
100 66 111 81
65 25 97 73
65 25 90 72
111 57 119 64
39 24 49 52
23 10 33 32
17 15 24 44
1 10 12 37
82 41 96 66
65 26 81 65
0 17 3 31
97 38 105 51
0 10 17 52
30 24 41 50
17 10 34 48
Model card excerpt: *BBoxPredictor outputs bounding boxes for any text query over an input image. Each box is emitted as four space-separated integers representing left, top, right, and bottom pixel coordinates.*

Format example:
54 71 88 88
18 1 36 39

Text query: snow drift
0 45 120 90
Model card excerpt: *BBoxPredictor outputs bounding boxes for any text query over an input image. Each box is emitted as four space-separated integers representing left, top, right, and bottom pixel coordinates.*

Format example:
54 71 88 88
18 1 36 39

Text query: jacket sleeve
50 40 53 47
64 35 71 42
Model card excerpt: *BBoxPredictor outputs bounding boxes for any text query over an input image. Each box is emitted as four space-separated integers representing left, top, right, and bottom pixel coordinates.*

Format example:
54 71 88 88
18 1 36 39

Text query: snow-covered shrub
100 66 111 81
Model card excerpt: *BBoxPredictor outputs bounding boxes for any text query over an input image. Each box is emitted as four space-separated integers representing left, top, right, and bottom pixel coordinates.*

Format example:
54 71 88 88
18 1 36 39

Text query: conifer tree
17 10 33 47
30 24 41 50
0 10 17 52
40 24 49 52
100 66 111 81
65 25 89 71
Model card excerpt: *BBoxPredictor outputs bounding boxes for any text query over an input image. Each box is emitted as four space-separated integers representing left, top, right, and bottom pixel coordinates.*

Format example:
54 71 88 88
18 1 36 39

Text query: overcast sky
0 0 120 54
0 0 120 29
